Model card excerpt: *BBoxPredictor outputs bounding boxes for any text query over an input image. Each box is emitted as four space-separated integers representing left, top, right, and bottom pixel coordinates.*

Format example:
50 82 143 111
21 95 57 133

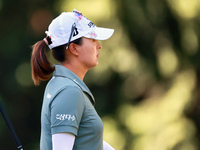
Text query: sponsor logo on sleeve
56 114 76 121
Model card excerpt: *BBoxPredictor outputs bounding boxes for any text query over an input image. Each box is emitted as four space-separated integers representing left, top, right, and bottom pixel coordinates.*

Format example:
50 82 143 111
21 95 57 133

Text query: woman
31 9 115 150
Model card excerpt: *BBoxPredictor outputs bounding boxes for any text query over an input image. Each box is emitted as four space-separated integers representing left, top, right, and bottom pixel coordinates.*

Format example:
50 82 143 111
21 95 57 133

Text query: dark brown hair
31 37 82 85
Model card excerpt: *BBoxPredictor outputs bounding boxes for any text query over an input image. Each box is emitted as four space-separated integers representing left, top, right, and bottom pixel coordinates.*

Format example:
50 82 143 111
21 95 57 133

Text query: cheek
82 46 96 57
78 41 97 61
81 49 97 64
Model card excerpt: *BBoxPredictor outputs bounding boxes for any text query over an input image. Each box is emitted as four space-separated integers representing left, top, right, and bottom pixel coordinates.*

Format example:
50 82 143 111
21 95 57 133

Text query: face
76 37 102 70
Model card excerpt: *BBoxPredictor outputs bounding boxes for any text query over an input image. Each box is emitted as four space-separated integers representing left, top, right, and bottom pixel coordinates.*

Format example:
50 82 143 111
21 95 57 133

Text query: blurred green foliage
1 0 200 150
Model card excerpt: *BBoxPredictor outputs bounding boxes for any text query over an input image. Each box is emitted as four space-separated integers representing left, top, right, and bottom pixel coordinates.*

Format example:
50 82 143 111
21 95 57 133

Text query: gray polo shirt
40 65 104 150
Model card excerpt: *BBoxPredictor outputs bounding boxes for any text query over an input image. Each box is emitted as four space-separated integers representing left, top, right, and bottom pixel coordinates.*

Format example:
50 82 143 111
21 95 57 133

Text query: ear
68 43 78 56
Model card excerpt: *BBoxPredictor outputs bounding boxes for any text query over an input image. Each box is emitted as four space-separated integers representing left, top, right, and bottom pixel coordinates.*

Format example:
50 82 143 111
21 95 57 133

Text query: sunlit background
1 0 200 149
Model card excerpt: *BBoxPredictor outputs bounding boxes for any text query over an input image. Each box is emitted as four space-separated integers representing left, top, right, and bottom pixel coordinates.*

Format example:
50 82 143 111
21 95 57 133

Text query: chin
95 61 99 66
89 62 99 69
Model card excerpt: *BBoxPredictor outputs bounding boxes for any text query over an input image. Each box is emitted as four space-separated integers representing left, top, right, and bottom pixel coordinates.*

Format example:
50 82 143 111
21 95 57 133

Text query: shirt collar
53 65 95 104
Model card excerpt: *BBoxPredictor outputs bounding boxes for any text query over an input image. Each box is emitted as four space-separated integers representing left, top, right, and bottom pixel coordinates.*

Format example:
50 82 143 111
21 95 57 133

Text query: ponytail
31 40 55 85
31 37 82 85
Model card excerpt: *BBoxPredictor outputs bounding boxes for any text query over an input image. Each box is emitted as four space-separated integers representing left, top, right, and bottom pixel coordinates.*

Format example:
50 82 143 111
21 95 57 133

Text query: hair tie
43 38 49 45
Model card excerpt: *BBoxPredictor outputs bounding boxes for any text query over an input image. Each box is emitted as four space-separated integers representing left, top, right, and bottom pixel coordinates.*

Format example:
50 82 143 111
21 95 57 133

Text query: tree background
0 0 200 149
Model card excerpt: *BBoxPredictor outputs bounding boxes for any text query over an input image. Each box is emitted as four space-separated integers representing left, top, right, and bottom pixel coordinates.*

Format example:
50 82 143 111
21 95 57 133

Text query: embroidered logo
56 114 76 121
46 93 52 99
73 27 79 37
88 31 97 39
88 21 95 28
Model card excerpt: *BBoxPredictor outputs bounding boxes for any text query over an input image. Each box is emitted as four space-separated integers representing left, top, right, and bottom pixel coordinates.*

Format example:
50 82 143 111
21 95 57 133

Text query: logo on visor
88 31 97 39
88 22 95 28
73 27 79 37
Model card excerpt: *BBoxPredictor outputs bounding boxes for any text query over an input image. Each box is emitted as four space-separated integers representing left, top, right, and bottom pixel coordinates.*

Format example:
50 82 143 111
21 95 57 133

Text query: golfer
31 9 115 150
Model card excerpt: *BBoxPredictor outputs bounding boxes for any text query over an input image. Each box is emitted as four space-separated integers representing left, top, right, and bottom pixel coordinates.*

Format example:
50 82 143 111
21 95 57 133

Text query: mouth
97 53 100 58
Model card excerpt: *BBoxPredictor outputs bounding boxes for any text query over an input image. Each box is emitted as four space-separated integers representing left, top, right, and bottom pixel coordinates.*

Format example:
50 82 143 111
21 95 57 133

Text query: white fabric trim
103 141 115 150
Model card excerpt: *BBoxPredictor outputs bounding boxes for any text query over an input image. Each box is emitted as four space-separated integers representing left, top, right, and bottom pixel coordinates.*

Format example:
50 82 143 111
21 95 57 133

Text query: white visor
45 9 114 49
84 27 114 40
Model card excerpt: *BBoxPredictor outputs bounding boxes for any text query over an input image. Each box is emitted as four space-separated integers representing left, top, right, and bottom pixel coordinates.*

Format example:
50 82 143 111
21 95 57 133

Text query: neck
61 62 88 81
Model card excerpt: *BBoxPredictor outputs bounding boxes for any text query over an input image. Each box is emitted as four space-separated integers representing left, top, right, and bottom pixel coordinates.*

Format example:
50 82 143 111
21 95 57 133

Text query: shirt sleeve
50 86 85 136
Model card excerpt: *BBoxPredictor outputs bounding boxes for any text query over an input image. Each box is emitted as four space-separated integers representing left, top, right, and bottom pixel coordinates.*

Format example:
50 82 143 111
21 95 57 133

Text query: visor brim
84 27 114 40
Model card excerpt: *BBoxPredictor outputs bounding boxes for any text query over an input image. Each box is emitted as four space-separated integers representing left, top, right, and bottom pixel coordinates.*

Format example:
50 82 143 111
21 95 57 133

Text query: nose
97 40 102 49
